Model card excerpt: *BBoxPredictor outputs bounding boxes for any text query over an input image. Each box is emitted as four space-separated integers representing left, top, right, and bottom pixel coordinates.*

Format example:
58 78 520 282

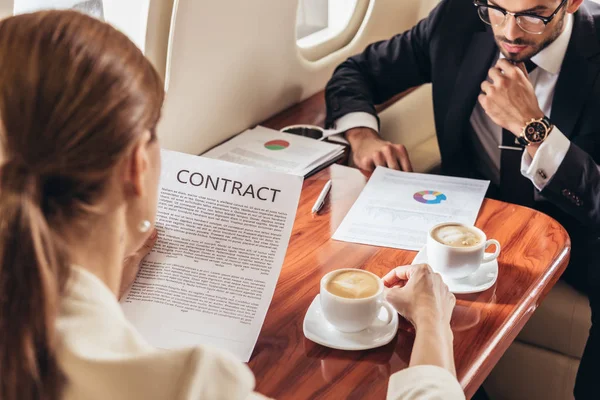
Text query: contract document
120 149 303 361
332 167 489 251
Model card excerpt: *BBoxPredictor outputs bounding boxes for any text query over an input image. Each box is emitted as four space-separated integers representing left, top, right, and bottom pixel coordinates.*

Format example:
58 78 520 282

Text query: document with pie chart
202 126 344 177
333 167 490 251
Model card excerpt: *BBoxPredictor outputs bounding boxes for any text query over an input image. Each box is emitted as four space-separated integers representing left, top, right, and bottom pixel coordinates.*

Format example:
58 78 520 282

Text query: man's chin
498 47 536 63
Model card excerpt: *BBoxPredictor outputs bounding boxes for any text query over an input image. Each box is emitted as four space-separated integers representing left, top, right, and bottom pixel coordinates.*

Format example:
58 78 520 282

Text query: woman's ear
124 131 152 197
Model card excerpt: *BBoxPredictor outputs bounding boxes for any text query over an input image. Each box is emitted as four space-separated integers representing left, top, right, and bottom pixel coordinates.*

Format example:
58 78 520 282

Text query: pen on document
312 180 332 214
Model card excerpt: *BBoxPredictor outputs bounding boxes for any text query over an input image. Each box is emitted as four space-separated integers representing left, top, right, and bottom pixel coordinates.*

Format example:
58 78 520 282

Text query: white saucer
303 294 399 351
412 245 498 294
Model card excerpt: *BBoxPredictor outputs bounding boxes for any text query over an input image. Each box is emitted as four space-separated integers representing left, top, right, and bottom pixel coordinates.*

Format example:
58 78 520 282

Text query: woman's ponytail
0 161 69 400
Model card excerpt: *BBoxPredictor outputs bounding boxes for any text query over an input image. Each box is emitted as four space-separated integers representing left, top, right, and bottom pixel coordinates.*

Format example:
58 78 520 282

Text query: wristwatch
517 116 553 146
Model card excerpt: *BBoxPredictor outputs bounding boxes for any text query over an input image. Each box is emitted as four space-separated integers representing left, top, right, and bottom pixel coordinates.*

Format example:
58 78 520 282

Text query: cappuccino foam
326 270 379 299
432 224 482 248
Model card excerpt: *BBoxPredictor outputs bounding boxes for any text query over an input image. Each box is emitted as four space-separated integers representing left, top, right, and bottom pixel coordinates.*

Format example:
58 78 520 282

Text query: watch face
525 121 547 143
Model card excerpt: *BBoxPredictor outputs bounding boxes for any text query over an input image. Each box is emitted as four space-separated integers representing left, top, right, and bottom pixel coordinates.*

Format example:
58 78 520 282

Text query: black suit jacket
325 0 600 289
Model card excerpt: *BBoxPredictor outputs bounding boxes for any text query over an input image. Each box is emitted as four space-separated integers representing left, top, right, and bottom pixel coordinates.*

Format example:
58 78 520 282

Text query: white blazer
56 268 465 400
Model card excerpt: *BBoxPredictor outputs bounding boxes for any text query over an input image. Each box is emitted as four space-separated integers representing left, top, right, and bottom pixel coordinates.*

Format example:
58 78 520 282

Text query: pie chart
264 139 290 151
413 190 447 204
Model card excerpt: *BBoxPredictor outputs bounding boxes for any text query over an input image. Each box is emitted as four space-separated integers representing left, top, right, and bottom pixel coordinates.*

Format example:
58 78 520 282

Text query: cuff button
537 169 547 179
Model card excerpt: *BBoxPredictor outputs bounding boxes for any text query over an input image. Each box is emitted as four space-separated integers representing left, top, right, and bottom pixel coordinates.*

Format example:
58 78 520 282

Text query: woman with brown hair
0 10 463 400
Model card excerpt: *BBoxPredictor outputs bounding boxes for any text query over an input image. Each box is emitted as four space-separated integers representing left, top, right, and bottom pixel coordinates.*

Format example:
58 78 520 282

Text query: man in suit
325 0 600 397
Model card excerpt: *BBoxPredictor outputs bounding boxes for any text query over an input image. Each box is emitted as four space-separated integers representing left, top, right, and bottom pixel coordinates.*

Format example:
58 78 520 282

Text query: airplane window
296 0 358 46
15 0 105 20
296 0 369 61
13 0 149 53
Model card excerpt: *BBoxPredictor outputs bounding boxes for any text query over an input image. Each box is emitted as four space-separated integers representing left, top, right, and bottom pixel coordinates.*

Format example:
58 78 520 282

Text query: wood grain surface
247 164 571 400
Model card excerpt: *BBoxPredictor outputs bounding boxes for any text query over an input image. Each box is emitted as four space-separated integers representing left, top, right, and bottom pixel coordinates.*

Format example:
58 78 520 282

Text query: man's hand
345 127 413 172
478 59 544 136
119 229 158 299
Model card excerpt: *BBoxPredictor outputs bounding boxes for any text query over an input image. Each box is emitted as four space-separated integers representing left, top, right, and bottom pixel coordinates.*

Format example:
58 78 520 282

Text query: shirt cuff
520 126 570 190
334 112 379 134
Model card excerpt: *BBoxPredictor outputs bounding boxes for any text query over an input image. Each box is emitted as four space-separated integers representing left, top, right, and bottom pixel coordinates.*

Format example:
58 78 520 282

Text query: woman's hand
119 229 158 299
383 263 457 374
383 263 455 329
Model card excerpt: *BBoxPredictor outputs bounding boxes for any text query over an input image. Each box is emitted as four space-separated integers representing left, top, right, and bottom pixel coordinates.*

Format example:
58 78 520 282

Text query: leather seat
484 280 591 400
484 341 581 400
517 280 590 359
379 84 441 173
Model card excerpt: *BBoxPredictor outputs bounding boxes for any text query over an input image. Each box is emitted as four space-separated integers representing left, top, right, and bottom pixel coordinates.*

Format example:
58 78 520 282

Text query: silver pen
312 180 332 214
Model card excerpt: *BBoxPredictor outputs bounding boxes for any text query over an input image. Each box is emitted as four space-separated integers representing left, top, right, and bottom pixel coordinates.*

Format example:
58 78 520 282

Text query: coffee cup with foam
319 269 395 333
426 223 501 279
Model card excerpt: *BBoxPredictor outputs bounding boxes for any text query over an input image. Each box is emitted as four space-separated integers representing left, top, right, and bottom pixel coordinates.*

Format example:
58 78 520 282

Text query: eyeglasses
473 0 568 34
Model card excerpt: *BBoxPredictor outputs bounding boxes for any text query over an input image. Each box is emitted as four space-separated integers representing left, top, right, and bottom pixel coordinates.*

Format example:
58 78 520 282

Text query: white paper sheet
332 167 490 251
120 149 303 362
13 0 149 52
202 126 344 177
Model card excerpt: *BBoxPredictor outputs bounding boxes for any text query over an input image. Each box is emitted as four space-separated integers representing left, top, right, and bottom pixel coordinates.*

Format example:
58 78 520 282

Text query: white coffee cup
426 223 501 279
319 269 395 333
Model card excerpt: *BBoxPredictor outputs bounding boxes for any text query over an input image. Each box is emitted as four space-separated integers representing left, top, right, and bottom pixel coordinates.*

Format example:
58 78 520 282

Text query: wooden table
247 164 570 400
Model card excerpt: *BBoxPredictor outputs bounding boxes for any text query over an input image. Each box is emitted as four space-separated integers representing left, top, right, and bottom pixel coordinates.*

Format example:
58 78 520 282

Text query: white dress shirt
334 14 574 190
56 267 465 400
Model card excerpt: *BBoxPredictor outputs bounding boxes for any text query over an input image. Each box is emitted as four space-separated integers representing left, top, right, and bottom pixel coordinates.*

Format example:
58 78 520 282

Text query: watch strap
516 135 529 146
541 115 552 129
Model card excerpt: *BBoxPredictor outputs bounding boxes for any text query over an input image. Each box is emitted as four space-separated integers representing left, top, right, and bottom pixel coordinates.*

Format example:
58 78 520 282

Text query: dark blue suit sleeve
542 143 600 228
324 0 449 129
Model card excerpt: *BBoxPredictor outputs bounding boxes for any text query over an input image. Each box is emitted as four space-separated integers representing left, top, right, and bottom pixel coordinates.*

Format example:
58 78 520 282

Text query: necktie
499 60 537 206
524 59 537 74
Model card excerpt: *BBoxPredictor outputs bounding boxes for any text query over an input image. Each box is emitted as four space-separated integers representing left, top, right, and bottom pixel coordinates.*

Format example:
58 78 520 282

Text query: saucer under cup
412 245 499 294
303 294 399 351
